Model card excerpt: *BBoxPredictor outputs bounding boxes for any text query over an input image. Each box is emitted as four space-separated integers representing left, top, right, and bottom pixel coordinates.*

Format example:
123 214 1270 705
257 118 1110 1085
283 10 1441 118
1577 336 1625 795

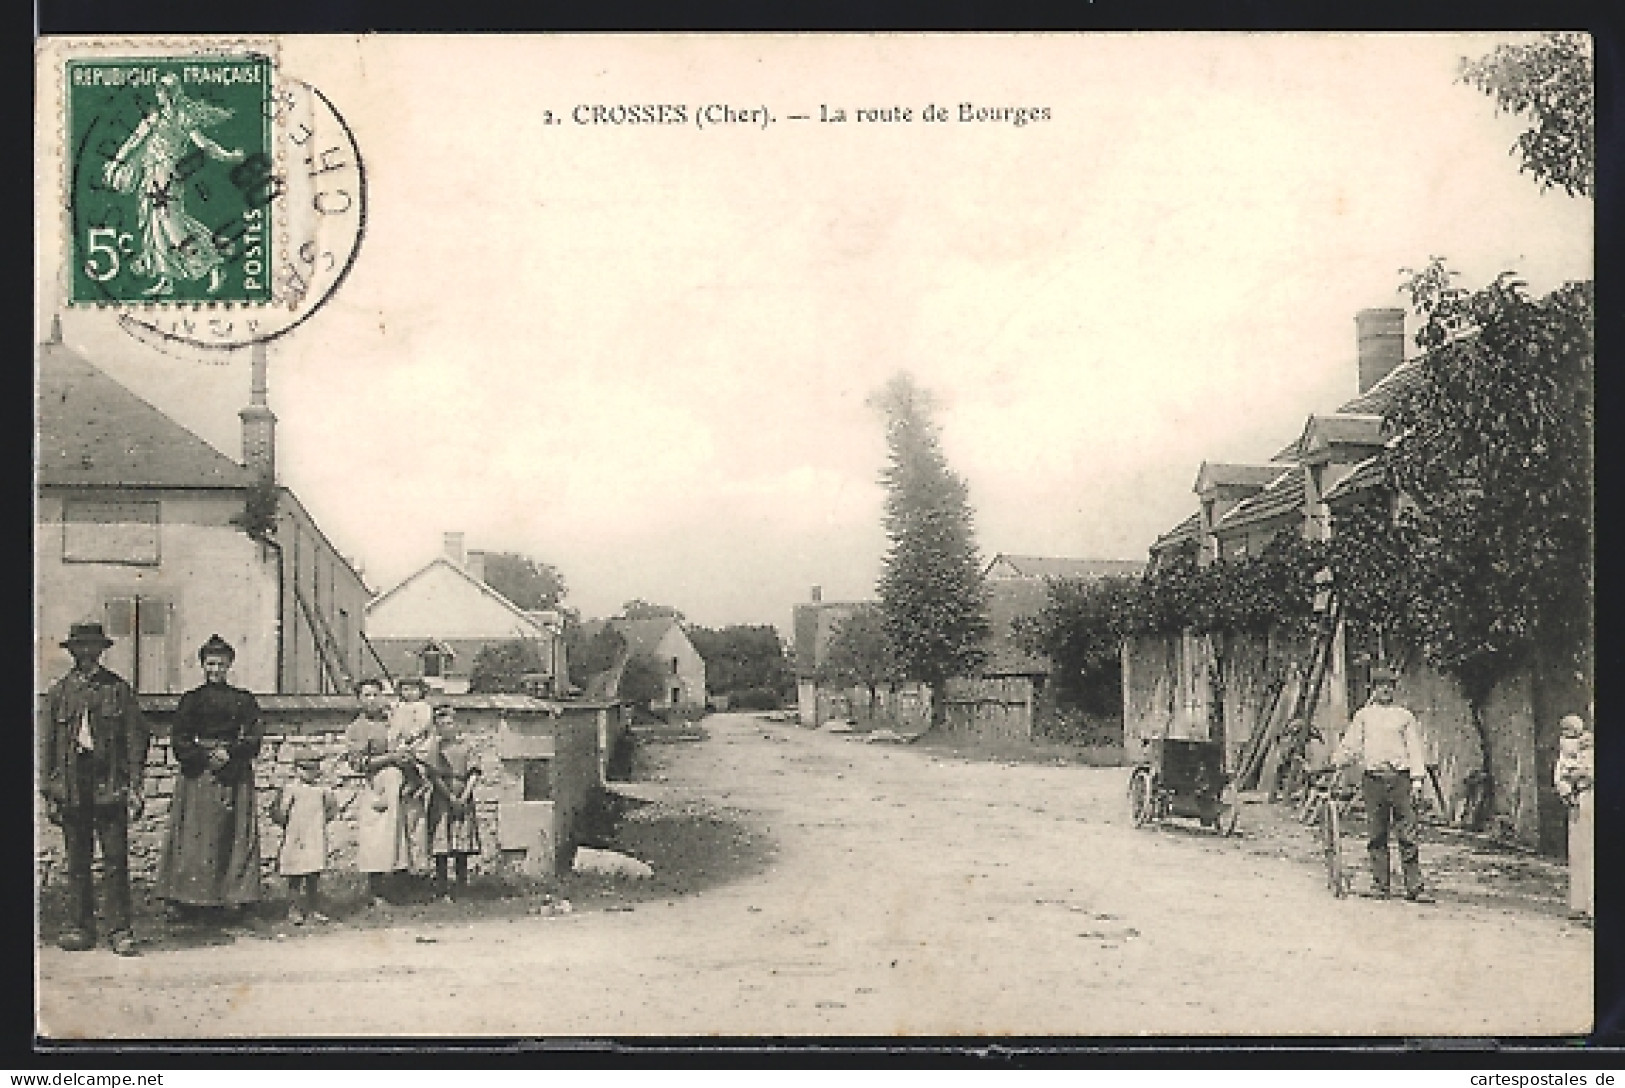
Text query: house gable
366 558 547 640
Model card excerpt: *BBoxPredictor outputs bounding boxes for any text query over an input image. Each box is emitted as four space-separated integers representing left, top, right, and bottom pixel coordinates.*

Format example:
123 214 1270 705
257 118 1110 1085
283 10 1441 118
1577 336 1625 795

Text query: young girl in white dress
273 748 338 924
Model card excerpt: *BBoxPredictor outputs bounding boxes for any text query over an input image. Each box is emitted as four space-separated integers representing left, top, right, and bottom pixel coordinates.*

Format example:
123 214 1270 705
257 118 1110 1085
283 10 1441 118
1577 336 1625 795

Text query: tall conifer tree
871 373 990 728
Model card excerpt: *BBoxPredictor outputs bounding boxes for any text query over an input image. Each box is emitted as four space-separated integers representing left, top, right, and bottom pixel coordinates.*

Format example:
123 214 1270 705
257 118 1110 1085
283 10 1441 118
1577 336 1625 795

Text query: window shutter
104 598 135 637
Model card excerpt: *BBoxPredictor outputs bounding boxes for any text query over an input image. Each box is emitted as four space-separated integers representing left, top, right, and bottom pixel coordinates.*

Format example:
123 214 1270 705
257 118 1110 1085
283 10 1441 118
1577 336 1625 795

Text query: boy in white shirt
1335 666 1434 903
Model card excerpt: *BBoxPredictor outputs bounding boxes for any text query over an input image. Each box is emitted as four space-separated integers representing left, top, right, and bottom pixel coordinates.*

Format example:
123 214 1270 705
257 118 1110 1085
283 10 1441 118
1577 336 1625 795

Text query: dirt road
38 712 1591 1038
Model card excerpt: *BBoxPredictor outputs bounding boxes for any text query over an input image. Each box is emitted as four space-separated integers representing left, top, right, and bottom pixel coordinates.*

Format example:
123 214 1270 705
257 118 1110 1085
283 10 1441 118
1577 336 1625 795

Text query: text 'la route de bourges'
534 102 1053 131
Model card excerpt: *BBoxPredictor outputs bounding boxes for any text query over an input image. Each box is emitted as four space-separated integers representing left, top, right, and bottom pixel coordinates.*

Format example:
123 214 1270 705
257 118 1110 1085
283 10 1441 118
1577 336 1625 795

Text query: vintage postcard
33 34 1594 1040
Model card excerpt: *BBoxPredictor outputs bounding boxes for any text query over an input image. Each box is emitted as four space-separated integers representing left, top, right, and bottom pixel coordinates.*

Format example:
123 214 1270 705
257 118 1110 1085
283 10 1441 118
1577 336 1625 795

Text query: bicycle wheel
1217 783 1241 837
1128 767 1155 828
1322 797 1349 898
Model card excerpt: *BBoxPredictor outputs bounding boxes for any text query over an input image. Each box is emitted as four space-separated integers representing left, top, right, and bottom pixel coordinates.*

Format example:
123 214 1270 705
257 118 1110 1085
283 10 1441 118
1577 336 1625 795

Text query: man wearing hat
1335 665 1435 903
39 623 150 954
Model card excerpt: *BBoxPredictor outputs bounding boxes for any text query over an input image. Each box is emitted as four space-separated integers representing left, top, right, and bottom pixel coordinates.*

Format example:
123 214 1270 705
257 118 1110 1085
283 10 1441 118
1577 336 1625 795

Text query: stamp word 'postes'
68 55 276 307
116 78 367 352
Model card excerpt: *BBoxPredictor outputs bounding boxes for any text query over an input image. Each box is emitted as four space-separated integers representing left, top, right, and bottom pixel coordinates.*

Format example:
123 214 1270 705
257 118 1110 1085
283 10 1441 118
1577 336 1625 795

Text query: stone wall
37 695 620 889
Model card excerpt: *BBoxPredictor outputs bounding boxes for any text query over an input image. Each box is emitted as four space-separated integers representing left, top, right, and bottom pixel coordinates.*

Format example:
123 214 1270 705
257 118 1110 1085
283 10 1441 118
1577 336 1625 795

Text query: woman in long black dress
155 634 263 916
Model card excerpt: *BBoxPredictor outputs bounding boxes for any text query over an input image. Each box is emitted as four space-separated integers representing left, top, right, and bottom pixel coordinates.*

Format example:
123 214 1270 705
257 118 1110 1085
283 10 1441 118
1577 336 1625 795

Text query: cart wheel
1128 767 1155 828
1217 784 1241 837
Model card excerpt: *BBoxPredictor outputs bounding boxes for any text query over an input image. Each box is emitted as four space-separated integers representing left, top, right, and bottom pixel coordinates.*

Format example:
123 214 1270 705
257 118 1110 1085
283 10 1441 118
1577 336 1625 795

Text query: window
522 759 553 802
670 656 679 675
421 649 444 677
62 500 160 565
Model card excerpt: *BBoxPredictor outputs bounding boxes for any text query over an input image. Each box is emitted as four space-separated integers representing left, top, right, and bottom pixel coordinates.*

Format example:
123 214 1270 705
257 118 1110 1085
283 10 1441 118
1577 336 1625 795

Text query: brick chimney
466 548 486 583
443 532 465 566
811 585 823 603
1356 307 1405 394
239 342 277 483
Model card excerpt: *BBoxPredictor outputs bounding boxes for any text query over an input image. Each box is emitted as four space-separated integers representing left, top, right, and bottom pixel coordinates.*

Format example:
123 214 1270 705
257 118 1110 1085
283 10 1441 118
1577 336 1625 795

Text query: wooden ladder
1270 590 1344 801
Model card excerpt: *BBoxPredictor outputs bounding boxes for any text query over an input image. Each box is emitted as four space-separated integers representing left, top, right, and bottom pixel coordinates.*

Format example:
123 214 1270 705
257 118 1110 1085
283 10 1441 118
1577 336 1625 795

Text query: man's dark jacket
40 666 150 808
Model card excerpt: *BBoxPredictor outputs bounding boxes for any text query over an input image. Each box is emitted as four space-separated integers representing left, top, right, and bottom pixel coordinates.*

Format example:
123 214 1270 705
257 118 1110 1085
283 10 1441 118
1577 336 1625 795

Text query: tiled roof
985 554 1145 580
613 617 685 658
1322 454 1389 506
1214 468 1303 535
1340 358 1426 416
1150 511 1201 553
37 340 254 489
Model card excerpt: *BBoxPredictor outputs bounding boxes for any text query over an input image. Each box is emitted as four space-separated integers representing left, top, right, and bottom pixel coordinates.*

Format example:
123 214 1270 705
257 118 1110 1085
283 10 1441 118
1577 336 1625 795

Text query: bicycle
1300 765 1357 898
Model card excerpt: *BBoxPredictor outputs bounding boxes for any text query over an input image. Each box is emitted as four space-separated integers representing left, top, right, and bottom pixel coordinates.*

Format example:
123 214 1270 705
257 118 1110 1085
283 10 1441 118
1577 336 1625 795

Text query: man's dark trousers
1362 768 1422 896
62 753 133 937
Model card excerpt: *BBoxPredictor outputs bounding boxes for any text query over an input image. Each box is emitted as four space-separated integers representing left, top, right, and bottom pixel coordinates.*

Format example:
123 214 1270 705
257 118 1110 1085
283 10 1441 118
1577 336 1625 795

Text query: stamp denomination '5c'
68 55 276 306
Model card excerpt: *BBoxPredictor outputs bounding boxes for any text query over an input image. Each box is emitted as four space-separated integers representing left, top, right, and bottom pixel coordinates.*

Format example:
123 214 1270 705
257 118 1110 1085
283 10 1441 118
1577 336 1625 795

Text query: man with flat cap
39 623 150 954
1335 665 1435 903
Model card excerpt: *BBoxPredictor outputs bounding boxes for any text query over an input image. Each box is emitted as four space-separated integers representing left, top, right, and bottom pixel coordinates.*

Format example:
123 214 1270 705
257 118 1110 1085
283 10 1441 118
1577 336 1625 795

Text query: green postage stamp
67 54 276 305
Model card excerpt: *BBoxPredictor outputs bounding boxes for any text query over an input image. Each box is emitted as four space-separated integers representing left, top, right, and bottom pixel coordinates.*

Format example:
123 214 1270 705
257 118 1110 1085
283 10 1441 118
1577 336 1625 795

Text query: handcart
1127 737 1240 836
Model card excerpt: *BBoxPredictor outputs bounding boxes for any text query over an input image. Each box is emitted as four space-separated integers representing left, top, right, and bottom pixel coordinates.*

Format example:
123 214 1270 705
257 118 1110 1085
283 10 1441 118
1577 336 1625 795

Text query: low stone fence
36 694 623 890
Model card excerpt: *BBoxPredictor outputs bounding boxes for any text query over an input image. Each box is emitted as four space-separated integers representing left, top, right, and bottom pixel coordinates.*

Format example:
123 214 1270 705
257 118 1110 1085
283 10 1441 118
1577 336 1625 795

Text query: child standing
272 746 337 924
427 705 482 900
1554 714 1593 922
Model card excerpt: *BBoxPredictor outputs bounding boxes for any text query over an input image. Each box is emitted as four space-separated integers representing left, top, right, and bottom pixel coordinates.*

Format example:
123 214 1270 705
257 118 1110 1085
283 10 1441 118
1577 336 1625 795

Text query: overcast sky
38 34 1593 634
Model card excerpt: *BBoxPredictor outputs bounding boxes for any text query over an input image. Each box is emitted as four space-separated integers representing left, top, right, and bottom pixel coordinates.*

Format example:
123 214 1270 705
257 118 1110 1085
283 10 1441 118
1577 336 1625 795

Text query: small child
1555 714 1593 921
376 677 435 810
272 747 338 924
426 705 482 900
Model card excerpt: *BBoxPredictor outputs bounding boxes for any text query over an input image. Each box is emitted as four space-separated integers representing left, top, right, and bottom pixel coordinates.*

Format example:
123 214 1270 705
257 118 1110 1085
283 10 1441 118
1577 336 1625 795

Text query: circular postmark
68 69 365 352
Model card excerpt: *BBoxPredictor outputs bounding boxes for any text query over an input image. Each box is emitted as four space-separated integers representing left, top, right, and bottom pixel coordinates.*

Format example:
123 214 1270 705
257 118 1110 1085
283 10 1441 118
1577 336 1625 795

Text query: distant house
952 554 1145 745
620 617 706 710
789 560 1152 740
35 324 371 695
365 532 565 695
790 589 879 727
980 554 1146 681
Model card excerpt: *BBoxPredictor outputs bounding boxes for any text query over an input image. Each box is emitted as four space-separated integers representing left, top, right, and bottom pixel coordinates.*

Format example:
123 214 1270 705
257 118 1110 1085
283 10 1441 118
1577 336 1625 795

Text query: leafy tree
815 606 900 719
870 373 990 727
1460 32 1594 198
689 625 793 701
481 552 567 611
619 653 667 710
1381 260 1594 703
467 639 547 694
1015 576 1139 715
620 599 686 623
565 623 628 690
